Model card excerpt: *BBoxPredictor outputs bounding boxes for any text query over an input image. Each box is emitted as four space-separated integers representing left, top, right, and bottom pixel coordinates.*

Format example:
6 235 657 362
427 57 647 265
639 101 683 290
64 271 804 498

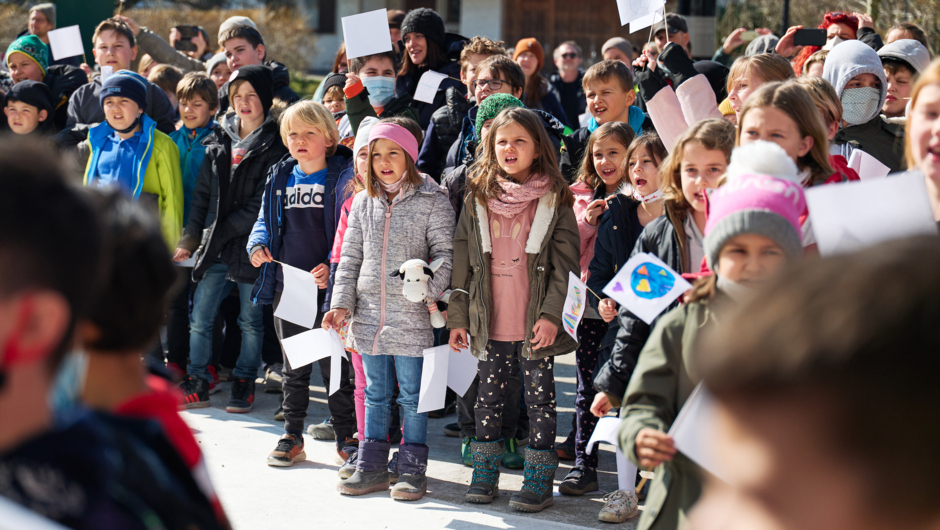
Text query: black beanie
231 65 274 116
693 61 730 104
401 8 446 49
320 72 347 98
5 80 54 118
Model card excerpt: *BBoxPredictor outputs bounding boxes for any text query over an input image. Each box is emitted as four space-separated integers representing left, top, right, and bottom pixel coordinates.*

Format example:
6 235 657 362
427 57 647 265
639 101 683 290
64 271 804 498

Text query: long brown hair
468 107 573 211
621 132 668 192
726 54 795 99
398 39 448 78
659 119 735 270
736 81 834 186
906 58 940 168
577 122 636 190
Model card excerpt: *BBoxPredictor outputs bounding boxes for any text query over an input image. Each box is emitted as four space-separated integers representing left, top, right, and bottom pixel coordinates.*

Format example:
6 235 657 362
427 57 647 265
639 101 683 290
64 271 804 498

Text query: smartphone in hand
793 28 827 47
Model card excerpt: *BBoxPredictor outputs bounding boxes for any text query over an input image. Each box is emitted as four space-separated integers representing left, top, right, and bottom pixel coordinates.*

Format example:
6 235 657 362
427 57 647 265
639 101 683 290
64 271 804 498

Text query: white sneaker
598 489 639 523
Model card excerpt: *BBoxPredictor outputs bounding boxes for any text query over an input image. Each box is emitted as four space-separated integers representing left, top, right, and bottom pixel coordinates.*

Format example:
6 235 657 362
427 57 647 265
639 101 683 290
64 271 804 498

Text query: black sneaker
443 422 460 437
180 375 210 409
558 465 599 495
226 377 255 413
266 433 305 467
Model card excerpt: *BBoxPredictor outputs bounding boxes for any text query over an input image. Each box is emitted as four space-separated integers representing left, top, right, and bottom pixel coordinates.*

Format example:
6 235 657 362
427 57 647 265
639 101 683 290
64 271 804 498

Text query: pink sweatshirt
489 199 538 342
571 181 600 282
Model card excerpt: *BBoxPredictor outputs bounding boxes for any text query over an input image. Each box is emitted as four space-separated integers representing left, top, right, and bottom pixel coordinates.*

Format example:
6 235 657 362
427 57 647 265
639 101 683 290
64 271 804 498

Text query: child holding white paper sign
324 120 454 501
247 100 357 467
343 51 419 137
448 107 580 513
618 155 807 530
593 120 733 419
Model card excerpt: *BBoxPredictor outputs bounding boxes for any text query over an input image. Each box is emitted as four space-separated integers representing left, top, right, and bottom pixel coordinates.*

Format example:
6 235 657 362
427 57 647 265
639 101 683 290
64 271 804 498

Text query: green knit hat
475 93 525 137
6 35 50 77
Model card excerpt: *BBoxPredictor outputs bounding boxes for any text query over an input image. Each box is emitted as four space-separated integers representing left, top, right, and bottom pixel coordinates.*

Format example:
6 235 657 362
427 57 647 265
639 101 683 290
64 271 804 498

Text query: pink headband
368 123 419 162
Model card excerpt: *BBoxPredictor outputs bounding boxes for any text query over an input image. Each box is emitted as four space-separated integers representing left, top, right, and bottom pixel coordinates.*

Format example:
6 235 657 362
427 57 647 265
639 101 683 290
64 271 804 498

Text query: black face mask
114 112 142 135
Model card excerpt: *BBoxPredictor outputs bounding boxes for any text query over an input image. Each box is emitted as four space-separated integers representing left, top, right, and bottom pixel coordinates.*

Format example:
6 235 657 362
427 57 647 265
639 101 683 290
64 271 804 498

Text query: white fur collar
474 193 556 254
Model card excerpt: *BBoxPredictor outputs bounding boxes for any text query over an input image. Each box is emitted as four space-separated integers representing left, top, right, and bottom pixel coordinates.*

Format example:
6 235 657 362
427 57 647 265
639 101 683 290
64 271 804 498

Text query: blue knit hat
100 70 148 112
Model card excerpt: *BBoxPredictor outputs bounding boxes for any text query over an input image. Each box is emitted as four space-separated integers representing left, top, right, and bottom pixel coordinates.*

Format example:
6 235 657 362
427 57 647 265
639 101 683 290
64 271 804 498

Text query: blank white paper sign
413 70 448 103
280 329 333 369
847 149 890 181
328 330 346 395
446 345 478 397
174 255 196 267
273 263 319 329
48 25 84 60
586 416 637 492
342 9 394 60
806 172 938 256
669 383 726 483
418 345 448 413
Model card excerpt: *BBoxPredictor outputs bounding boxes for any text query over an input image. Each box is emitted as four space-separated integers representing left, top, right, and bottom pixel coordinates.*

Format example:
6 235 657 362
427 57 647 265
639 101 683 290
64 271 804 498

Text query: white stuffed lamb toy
394 258 447 328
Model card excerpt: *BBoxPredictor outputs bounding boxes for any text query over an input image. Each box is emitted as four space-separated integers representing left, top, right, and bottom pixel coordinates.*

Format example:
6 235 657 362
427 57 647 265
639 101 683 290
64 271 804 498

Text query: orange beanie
513 38 544 71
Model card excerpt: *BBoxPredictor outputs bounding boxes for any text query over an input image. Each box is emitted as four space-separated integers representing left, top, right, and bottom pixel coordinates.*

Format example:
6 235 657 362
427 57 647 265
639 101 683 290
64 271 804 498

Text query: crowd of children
2 5 940 530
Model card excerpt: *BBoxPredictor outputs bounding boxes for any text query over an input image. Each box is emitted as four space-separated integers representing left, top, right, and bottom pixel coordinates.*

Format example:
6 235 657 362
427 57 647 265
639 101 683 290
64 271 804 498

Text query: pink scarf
487 174 551 217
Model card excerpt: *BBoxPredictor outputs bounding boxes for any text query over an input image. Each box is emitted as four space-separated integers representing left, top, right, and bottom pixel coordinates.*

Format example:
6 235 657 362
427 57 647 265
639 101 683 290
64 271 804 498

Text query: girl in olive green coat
619 143 808 530
448 107 580 513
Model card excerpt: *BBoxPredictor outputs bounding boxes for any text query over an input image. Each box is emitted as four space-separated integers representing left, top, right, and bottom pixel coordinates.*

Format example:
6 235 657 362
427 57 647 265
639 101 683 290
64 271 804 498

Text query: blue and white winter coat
247 146 353 309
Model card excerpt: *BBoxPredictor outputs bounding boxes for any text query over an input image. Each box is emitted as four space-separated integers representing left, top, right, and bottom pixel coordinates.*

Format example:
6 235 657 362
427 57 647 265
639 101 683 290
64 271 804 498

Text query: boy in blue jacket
247 100 357 466
161 72 218 375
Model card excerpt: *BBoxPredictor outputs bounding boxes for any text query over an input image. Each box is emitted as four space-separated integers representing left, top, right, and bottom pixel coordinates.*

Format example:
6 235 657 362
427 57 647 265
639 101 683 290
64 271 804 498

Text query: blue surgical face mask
48 349 89 419
362 76 396 108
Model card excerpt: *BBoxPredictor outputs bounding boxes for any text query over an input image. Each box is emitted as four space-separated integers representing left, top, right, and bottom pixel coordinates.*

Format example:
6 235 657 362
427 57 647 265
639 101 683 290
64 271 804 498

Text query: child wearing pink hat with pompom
615 140 807 530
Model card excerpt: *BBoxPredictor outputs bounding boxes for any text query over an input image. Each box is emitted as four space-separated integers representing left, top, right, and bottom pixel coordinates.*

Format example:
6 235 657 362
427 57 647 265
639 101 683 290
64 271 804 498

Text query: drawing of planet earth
630 262 675 299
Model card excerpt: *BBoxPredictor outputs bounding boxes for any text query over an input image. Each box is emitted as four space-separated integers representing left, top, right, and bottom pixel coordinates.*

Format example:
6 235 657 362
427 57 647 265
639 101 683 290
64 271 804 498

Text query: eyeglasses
473 79 507 90
561 53 579 59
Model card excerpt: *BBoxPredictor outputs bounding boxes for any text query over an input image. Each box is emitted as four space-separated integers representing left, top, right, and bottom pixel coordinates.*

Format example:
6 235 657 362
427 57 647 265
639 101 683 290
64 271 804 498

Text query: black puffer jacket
395 33 469 129
215 61 300 120
418 86 473 179
587 191 644 351
179 113 289 284
593 210 685 404
44 64 87 132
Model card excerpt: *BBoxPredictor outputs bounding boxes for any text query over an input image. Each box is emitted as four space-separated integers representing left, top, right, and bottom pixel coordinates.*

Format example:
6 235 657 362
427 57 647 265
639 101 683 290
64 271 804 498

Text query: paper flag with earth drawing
602 252 691 325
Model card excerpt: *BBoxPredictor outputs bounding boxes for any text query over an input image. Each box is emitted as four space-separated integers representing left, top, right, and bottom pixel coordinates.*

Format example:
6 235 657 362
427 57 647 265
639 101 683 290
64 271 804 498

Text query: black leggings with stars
475 340 556 450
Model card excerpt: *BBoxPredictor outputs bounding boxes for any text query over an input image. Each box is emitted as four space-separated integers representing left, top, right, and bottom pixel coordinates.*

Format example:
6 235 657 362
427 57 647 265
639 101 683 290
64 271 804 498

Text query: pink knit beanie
703 142 807 269
368 122 419 162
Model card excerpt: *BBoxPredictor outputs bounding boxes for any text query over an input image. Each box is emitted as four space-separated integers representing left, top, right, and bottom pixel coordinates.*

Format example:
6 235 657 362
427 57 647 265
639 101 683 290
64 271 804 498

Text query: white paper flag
616 0 666 31
273 263 319 329
418 345 449 413
668 383 726 482
48 25 84 60
806 172 938 256
602 253 692 324
280 328 346 395
562 272 588 341
446 343 478 398
413 70 448 103
586 416 638 493
847 149 890 181
342 9 394 60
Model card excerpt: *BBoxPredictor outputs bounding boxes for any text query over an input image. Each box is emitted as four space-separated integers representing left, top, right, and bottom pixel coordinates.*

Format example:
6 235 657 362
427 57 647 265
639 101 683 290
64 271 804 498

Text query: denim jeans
188 261 263 381
360 353 426 445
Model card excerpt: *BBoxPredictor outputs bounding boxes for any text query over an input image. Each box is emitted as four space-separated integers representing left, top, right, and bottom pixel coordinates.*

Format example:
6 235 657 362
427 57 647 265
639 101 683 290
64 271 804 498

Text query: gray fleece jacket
331 176 455 357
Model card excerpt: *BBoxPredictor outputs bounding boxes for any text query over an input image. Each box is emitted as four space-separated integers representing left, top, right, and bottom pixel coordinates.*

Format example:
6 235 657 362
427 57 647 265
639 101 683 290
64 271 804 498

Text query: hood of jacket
220 111 278 151
532 108 566 154
822 40 887 109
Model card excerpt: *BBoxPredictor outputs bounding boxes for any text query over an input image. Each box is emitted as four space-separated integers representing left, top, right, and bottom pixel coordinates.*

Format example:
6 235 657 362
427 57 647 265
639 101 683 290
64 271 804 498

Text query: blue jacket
248 146 353 308
170 120 215 225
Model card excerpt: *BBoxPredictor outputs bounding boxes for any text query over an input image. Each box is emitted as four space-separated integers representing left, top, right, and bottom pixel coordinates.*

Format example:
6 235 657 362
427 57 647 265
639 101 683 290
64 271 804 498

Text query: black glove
659 42 699 87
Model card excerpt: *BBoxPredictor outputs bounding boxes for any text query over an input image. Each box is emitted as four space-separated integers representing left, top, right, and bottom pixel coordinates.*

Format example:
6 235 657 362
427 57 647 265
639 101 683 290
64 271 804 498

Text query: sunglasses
473 79 508 90
561 53 579 59
829 12 859 21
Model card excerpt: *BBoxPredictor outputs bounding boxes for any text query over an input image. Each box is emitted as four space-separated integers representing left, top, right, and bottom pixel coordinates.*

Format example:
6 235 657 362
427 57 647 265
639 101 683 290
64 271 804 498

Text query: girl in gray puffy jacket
323 120 454 502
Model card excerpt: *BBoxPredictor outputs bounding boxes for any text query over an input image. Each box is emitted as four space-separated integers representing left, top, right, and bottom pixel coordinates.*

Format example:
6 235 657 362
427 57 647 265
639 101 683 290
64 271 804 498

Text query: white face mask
841 86 882 125
823 35 846 51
